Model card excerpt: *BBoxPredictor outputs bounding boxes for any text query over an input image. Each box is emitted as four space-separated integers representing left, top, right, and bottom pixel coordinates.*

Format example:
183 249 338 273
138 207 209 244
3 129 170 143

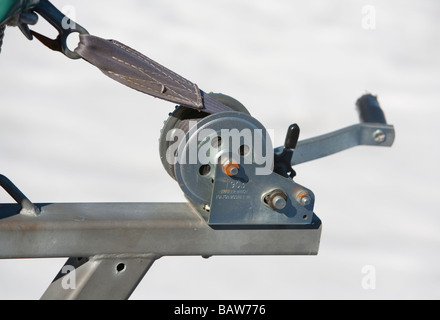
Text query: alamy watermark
61 264 76 290
362 5 377 30
61 5 77 30
165 121 275 176
361 265 376 290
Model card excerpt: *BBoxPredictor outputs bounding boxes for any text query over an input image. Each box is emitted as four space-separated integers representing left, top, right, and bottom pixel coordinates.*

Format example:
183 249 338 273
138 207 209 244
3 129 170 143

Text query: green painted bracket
0 0 40 25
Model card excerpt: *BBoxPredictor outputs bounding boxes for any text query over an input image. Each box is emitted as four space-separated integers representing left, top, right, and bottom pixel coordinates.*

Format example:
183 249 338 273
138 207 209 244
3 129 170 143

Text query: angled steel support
41 256 158 300
0 174 40 217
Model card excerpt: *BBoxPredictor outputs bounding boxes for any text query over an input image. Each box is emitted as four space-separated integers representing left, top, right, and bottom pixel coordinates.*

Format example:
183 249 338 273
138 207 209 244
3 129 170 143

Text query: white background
1 0 439 299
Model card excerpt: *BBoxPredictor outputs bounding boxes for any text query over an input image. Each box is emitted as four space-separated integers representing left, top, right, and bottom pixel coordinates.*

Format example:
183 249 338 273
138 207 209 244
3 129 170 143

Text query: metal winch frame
0 0 395 300
0 95 394 299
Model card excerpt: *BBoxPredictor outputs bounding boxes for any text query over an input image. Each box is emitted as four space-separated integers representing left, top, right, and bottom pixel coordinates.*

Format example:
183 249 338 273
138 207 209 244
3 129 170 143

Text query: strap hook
30 0 88 59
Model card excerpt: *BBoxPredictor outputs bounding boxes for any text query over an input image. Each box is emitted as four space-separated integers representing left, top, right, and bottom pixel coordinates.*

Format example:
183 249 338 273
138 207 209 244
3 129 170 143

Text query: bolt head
264 190 288 211
373 129 386 143
221 158 240 176
296 190 312 206
272 195 287 210
300 195 311 206
227 165 239 176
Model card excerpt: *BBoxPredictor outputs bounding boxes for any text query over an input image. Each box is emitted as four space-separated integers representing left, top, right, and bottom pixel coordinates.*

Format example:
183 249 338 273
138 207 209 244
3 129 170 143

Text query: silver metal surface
209 164 315 226
175 111 270 209
0 202 321 259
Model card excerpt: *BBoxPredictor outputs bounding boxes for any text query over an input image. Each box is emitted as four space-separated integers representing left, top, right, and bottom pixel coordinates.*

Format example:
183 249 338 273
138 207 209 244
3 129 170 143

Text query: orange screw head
223 162 239 176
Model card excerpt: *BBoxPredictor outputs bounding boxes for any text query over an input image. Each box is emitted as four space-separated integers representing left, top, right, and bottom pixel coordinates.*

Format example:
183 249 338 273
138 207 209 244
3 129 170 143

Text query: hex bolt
264 189 287 211
373 129 386 143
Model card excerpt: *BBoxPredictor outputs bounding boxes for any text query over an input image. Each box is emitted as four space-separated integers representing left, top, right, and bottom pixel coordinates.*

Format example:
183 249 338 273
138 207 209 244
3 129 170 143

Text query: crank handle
275 94 395 166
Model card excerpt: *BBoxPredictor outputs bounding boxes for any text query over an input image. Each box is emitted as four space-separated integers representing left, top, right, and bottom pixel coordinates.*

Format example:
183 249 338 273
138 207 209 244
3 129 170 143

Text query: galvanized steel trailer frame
0 199 321 299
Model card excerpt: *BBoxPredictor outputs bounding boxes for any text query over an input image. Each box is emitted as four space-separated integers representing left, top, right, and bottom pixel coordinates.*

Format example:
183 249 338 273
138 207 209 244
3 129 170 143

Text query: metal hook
30 0 88 59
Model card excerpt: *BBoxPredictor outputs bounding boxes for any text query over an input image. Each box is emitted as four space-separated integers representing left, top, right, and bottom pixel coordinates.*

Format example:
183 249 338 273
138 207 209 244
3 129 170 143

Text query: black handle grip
284 123 300 149
356 94 387 124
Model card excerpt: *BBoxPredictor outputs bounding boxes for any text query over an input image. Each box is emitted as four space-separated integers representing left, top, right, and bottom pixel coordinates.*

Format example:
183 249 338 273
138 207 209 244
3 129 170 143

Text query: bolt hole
199 165 211 176
303 215 308 220
116 263 126 274
239 145 250 156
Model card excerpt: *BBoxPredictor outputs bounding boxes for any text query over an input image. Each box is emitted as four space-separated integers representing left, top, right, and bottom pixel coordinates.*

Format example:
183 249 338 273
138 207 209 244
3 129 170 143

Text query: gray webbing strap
75 34 230 114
